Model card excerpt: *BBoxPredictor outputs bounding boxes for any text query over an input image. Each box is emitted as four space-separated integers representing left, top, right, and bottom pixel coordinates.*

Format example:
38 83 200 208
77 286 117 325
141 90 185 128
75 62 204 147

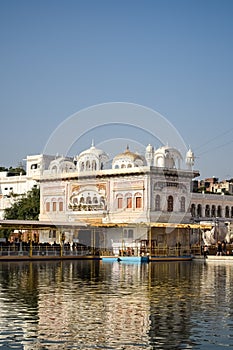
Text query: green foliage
0 165 26 176
4 187 40 220
7 167 26 176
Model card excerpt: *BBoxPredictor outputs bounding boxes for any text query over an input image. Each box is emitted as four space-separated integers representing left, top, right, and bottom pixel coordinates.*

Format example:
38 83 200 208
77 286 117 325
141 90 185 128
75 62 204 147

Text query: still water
0 260 233 350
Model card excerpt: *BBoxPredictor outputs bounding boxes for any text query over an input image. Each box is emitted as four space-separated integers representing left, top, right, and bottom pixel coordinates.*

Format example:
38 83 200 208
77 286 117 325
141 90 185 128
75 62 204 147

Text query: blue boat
101 255 149 263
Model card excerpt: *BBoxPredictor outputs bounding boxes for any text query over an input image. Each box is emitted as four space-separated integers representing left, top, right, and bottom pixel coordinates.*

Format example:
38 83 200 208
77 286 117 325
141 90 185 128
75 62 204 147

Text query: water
0 260 233 350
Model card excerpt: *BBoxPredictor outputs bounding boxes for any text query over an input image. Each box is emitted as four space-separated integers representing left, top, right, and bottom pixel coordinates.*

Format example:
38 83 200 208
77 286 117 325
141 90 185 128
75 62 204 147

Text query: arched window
59 201 63 211
225 206 230 218
121 164 126 168
52 200 57 212
191 204 196 217
211 205 216 217
51 165 58 174
86 160 90 170
180 196 185 212
125 193 132 209
92 160 97 170
123 229 134 239
93 196 98 204
217 205 222 217
73 197 78 205
155 195 160 211
86 196 92 204
100 196 105 208
135 192 142 209
80 162 85 171
167 196 173 212
197 204 202 217
205 205 210 217
116 194 123 209
79 196 85 204
45 201 50 212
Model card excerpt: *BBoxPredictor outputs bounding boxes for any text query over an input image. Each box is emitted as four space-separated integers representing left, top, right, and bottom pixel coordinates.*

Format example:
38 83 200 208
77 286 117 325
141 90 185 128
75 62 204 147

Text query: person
204 245 208 259
176 242 181 256
216 241 222 256
221 241 226 255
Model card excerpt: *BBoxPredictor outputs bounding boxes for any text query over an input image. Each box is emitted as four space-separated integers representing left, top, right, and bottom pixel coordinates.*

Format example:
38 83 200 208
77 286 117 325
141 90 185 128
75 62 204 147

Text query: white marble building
2 143 233 250
36 142 201 250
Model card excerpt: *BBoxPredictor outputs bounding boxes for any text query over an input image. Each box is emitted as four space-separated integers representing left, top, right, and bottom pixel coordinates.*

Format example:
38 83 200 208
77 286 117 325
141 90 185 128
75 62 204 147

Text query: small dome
49 156 75 174
76 141 108 172
154 145 182 169
78 141 107 159
112 146 145 169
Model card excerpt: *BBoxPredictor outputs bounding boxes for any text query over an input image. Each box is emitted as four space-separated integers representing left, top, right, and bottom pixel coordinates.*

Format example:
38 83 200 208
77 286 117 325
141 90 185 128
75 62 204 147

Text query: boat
101 255 192 262
101 255 149 263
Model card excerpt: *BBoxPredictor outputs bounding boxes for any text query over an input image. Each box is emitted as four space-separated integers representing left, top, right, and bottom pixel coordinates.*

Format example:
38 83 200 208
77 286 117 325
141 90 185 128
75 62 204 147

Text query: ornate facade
2 143 233 251
36 142 233 251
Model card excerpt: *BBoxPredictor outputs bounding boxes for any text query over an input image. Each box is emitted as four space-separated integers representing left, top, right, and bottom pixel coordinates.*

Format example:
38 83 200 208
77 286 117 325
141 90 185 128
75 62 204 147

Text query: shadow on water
0 260 233 349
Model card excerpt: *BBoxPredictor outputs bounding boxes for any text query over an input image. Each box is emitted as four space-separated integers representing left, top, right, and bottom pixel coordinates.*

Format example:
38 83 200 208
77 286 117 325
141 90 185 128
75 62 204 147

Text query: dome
48 156 75 174
76 141 109 172
78 145 107 158
112 146 145 169
154 145 182 169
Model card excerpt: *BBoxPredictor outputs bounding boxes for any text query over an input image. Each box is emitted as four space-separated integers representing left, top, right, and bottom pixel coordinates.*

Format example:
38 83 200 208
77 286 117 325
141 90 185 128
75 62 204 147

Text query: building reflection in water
0 260 233 349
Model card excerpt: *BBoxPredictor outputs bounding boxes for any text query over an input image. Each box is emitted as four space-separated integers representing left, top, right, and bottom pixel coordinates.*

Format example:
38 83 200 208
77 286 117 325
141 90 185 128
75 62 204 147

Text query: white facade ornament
186 148 195 169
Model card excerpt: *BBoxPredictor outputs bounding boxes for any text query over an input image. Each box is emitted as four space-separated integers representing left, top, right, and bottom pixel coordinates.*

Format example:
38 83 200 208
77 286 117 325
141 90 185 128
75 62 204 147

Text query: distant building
195 177 233 195
0 154 56 219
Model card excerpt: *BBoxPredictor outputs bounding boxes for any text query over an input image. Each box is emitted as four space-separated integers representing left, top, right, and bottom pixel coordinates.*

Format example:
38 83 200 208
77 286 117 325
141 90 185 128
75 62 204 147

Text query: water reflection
0 260 233 349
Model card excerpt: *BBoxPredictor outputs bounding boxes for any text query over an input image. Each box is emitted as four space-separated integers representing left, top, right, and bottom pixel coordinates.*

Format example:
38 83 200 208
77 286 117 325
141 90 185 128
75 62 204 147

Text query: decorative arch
211 205 216 217
92 160 97 170
205 205 210 217
197 204 202 217
116 193 123 209
134 192 142 209
45 199 50 212
155 194 160 211
180 196 185 212
217 205 222 217
167 195 173 212
58 197 64 212
51 165 58 174
190 203 196 217
51 198 57 212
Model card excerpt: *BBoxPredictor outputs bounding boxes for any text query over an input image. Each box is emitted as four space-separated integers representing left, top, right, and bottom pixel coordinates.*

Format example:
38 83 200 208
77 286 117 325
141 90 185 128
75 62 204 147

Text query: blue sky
0 0 233 179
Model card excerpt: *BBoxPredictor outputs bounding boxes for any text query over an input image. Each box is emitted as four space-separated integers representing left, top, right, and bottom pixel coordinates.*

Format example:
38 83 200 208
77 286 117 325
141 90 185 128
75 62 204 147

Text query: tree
7 166 26 176
0 165 26 176
4 187 40 220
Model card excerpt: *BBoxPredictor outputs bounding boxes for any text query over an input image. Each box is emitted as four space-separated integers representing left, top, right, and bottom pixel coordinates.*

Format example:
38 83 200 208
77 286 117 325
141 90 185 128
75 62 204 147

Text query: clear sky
0 0 233 179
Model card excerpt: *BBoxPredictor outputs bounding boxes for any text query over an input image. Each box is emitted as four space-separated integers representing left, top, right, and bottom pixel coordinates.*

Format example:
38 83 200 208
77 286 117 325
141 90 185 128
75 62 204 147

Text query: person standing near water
204 245 208 259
